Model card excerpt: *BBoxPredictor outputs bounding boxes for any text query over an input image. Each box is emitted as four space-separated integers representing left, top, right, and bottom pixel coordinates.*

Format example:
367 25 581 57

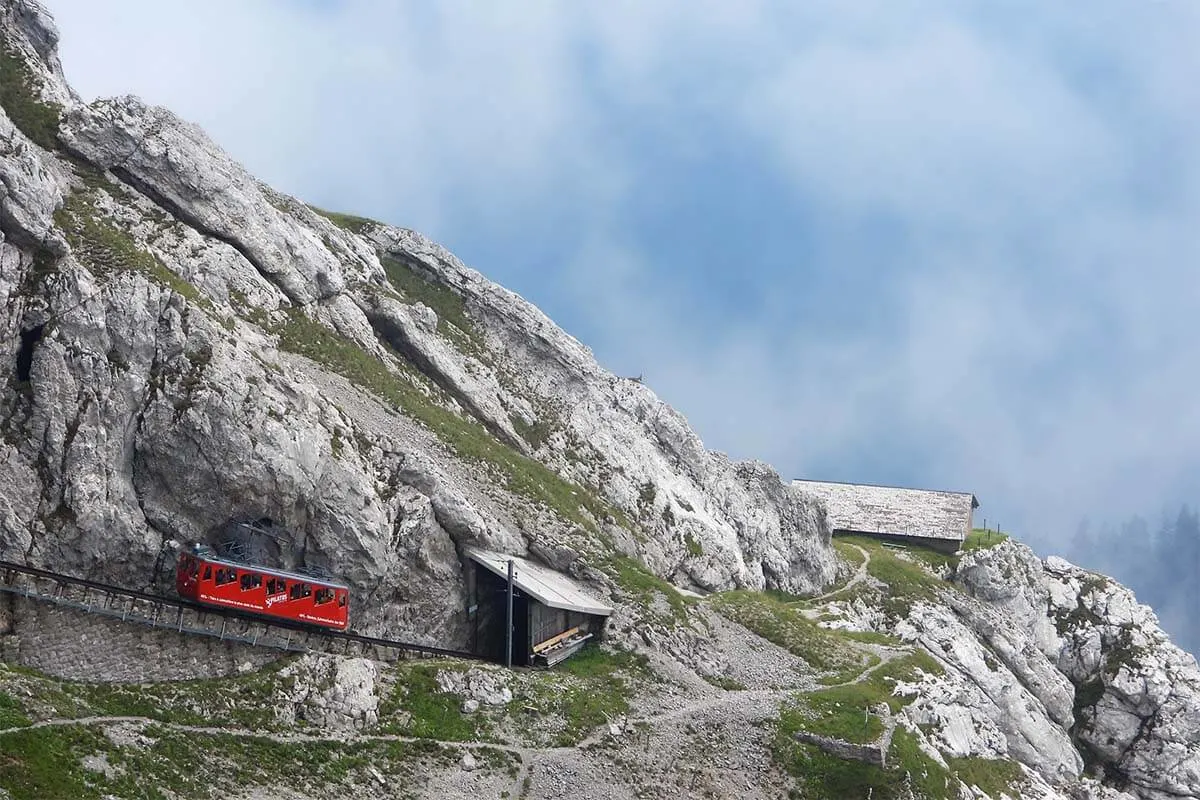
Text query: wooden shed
793 479 979 553
463 547 613 667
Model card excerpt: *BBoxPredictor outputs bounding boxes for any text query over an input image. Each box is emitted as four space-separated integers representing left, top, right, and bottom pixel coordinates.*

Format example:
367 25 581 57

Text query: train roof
184 547 349 590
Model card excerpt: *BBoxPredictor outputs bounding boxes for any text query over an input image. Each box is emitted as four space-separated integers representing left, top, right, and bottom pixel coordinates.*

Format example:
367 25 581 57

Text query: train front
175 544 201 600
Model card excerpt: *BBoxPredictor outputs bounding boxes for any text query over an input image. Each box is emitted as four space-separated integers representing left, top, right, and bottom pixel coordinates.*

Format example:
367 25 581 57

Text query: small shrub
0 41 61 150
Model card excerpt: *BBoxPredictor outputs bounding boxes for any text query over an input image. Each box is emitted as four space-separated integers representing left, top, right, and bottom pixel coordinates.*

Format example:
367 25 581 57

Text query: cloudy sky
44 1 1200 557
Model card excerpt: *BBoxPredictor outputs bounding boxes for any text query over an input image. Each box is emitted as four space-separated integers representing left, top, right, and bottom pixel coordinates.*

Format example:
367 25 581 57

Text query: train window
337 592 347 608
267 578 286 595
190 559 199 577
240 573 263 591
215 567 237 586
314 588 334 605
202 565 212 581
290 582 312 600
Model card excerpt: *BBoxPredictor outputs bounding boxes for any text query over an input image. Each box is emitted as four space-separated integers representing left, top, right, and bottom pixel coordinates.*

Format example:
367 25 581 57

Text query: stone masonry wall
2 598 279 682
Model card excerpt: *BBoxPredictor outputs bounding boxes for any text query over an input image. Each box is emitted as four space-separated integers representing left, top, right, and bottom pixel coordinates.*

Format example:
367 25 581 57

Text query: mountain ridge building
793 479 978 553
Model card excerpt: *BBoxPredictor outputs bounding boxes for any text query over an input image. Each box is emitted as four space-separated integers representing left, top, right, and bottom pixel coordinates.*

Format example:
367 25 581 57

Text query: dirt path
807 543 870 603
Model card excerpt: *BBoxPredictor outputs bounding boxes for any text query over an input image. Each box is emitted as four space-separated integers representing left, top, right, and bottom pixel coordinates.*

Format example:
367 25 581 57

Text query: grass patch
0 721 460 800
55 191 211 309
789 649 945 745
836 536 953 618
703 674 748 691
710 591 866 678
833 539 867 569
274 307 618 533
962 529 1009 553
1 660 293 731
308 205 383 235
945 756 1024 798
0 690 31 729
838 630 904 647
601 552 690 623
380 254 488 360
377 664 486 742
773 726 956 800
515 646 646 746
0 40 61 150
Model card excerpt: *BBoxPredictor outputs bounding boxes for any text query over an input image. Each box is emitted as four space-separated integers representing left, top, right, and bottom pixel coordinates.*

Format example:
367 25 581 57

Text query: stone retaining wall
794 730 888 768
2 597 279 682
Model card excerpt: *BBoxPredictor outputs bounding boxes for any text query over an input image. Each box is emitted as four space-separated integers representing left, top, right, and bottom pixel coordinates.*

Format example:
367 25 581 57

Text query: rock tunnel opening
15 324 44 382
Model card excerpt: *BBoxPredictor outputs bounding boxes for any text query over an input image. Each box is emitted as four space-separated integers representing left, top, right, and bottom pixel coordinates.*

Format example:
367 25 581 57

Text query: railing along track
0 560 478 663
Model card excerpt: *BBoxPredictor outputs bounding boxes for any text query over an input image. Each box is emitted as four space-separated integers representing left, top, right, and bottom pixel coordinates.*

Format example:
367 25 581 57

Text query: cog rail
0 559 479 663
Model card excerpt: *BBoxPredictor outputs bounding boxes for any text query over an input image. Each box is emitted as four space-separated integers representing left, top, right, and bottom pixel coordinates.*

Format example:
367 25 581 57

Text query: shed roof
464 548 614 617
793 480 978 543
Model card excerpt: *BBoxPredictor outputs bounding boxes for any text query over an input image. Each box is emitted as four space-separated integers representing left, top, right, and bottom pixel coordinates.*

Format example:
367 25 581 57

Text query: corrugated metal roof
464 548 614 617
793 480 977 543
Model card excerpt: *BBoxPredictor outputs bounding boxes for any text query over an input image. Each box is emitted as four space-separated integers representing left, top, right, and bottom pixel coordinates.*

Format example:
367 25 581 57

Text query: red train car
176 547 350 631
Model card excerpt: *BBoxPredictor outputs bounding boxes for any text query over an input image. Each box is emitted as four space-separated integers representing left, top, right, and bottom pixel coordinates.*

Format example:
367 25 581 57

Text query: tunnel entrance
15 324 44 382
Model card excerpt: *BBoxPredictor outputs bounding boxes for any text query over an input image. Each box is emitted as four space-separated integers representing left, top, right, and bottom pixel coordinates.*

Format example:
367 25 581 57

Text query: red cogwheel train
175 545 350 631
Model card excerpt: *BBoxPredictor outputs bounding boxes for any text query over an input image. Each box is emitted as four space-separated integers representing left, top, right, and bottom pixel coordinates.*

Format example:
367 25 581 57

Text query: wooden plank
533 625 582 654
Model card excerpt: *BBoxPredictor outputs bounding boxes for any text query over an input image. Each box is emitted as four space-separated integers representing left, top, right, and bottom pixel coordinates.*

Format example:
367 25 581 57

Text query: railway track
0 559 480 663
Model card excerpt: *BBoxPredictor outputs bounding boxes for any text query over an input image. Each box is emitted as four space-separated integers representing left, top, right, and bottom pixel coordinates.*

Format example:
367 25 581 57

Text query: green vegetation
0 721 464 800
773 726 956 800
782 650 944 746
683 531 704 557
833 539 867 569
962 529 1009 553
512 414 555 450
834 536 955 618
773 649 1024 800
380 254 488 360
703 674 748 691
308 205 383 235
774 724 1023 800
0 690 31 729
273 307 617 533
378 664 486 742
0 40 61 150
55 191 211 310
710 591 867 680
0 660 293 731
601 552 690 623
373 648 650 750
516 646 647 746
944 756 1025 798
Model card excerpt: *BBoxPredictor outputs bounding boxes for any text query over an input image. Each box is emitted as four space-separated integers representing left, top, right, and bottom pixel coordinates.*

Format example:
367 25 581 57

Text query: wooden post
505 559 515 669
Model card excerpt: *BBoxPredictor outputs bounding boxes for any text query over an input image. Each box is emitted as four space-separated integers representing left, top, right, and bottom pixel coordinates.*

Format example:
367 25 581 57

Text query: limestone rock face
896 601 1083 784
281 654 380 730
0 0 836 653
957 541 1200 800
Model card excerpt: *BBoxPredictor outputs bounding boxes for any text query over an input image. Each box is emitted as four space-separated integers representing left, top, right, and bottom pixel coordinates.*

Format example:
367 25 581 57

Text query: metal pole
506 559 515 669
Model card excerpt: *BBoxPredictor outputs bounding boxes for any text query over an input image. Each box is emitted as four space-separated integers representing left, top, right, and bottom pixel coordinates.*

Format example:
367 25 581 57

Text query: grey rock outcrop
0 0 836 653
958 541 1200 800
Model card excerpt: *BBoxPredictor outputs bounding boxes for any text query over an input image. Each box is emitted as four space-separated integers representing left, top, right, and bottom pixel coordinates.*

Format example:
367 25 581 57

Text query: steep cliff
0 0 835 645
2 4 1200 800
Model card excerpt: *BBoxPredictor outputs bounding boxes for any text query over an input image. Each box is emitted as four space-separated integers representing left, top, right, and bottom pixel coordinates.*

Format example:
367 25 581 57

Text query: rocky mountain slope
1 3 1199 799
0 0 835 642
